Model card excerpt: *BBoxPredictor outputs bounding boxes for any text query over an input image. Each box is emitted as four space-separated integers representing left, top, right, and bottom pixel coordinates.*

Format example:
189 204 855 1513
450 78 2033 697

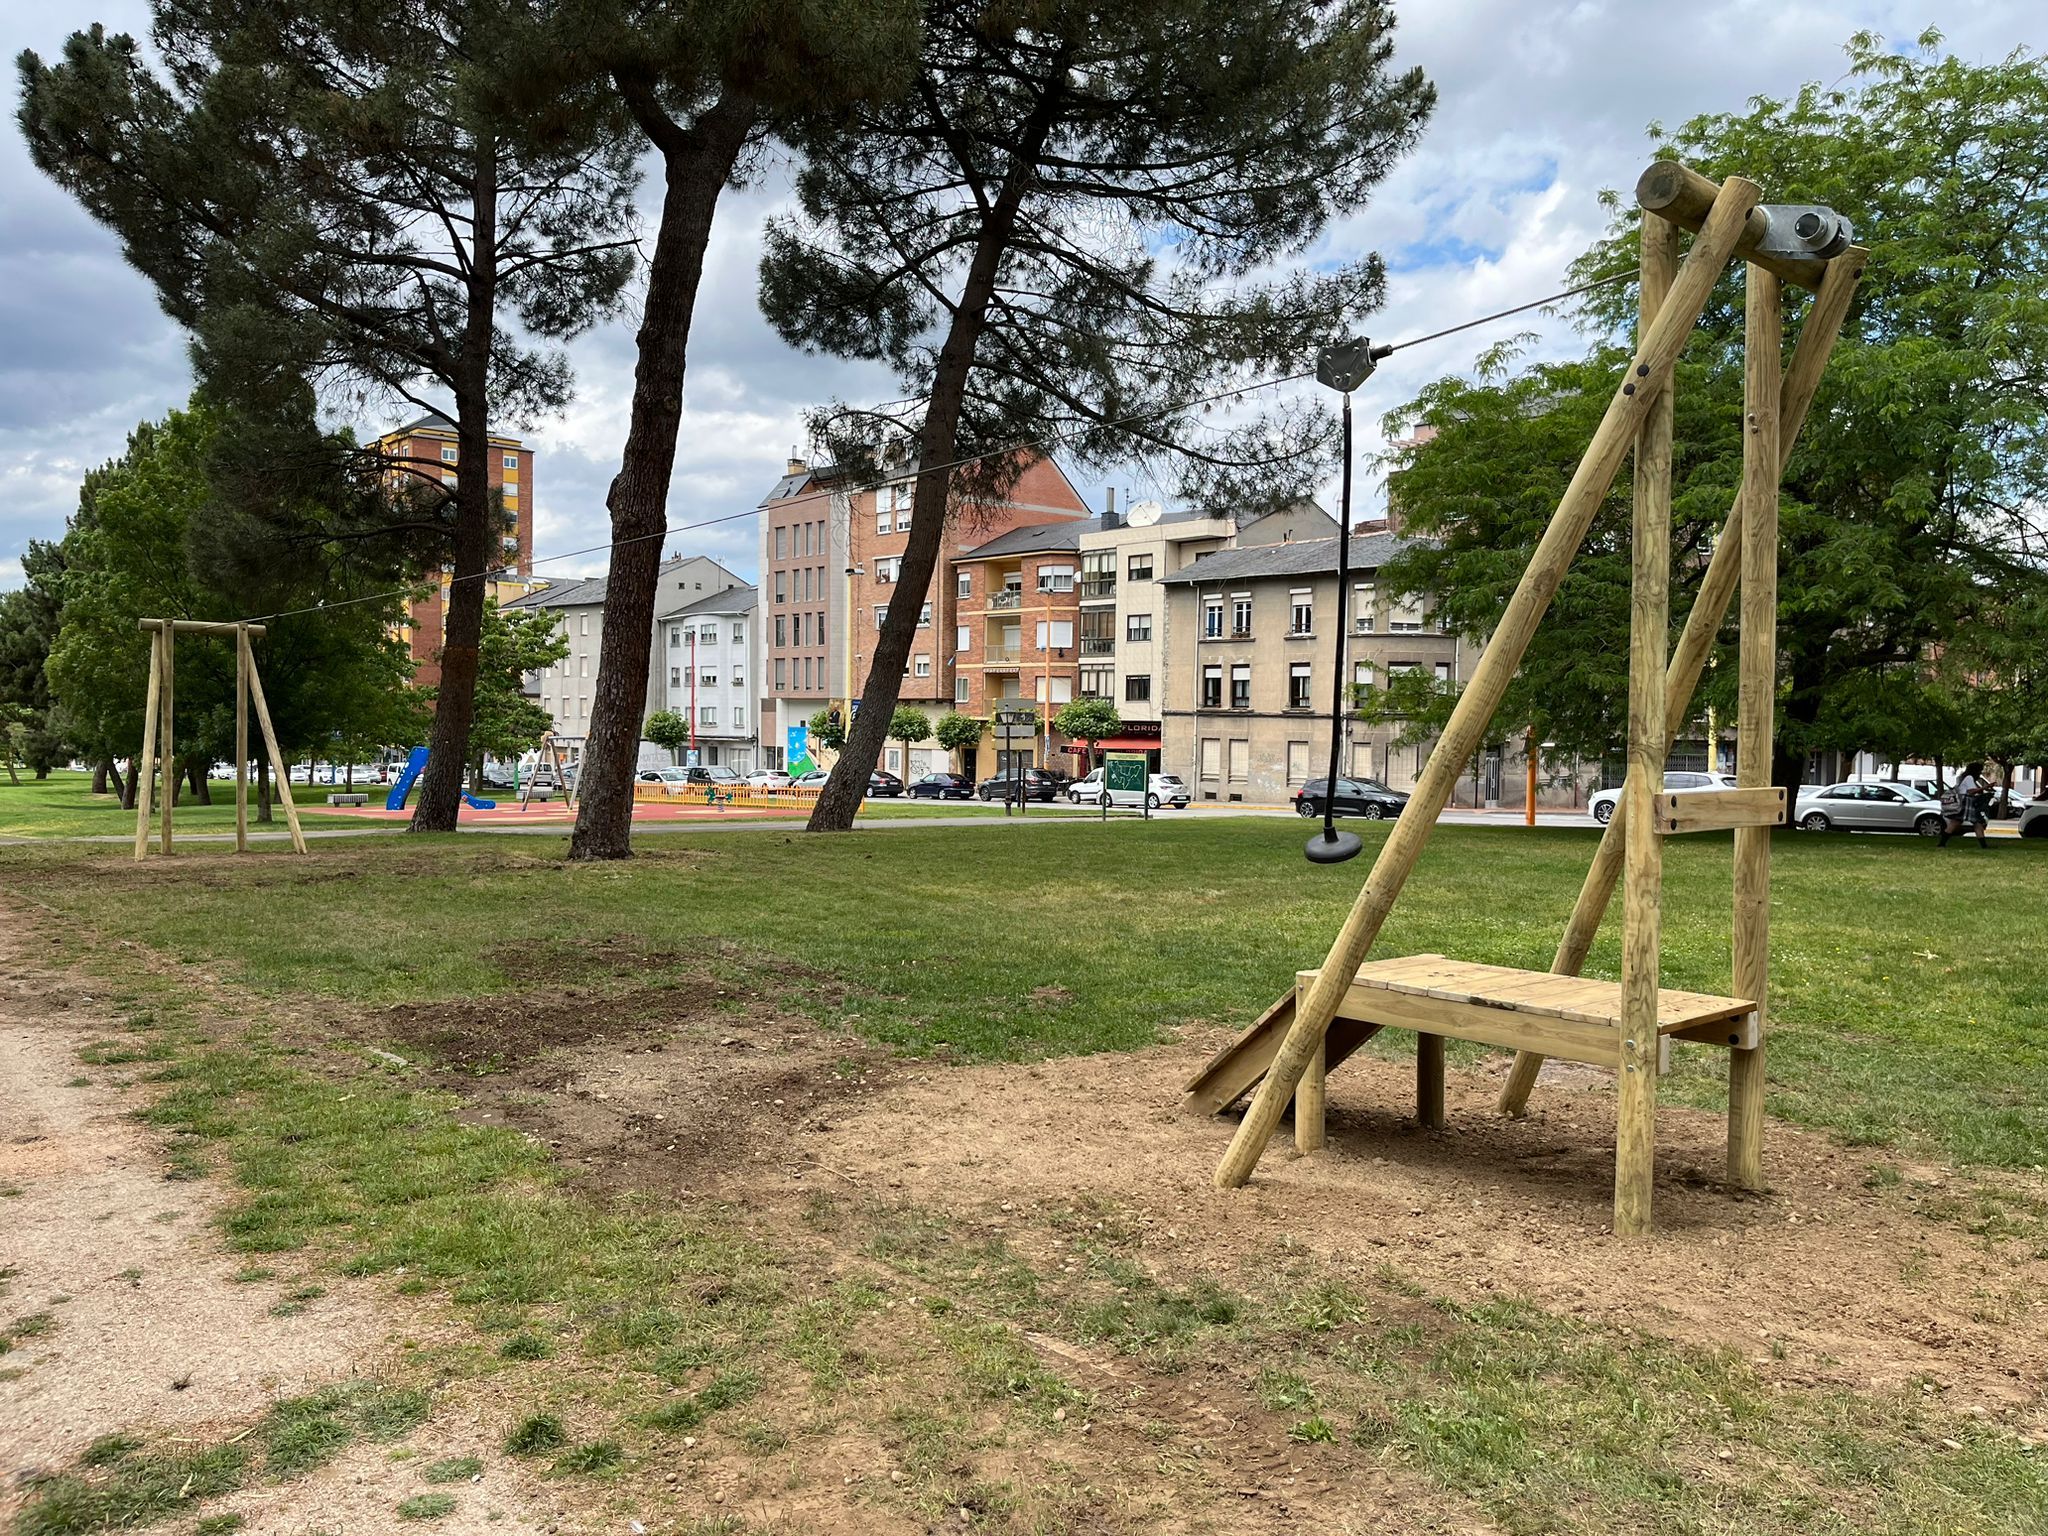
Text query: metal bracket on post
1315 337 1391 394
1753 205 1854 262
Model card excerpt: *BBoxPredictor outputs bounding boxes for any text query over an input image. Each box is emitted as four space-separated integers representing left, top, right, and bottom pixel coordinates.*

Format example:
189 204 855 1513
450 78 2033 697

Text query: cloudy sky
4 2 2043 593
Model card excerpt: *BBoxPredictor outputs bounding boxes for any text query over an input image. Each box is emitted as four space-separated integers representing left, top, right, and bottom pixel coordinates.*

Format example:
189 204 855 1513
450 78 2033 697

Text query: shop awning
1081 736 1163 753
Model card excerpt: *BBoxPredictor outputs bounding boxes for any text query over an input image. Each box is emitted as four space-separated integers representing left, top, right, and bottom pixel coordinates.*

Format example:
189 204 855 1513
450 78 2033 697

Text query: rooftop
954 516 1099 561
1158 530 1418 585
660 583 757 621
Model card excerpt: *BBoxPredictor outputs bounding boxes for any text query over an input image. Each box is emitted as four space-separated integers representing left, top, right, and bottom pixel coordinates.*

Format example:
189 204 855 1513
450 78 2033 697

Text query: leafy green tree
555 0 922 861
0 579 65 781
644 709 691 765
933 710 985 774
1382 32 2048 790
19 2 638 832
1054 696 1121 816
886 705 931 777
454 600 570 791
762 0 1435 831
808 707 847 753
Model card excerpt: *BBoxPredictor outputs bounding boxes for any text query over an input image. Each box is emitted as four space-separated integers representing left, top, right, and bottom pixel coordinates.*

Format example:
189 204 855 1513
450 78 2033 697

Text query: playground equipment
132 619 306 857
384 746 496 812
1187 162 1866 1234
518 734 580 813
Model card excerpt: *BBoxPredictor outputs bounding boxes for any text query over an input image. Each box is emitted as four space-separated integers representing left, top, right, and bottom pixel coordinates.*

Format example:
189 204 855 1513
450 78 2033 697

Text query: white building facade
656 585 761 771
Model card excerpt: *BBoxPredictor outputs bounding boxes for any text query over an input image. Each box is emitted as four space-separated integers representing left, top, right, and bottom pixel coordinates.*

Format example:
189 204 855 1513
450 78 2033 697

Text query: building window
918 602 932 627
734 623 745 644
1228 738 1249 780
955 624 970 651
670 667 681 687
874 605 887 631
503 488 518 504
777 526 788 559
1201 665 1222 709
1290 589 1313 635
1125 613 1152 642
1390 596 1425 632
802 657 812 690
1080 667 1113 699
774 571 786 604
441 472 457 486
701 707 717 729
1124 674 1151 703
774 616 786 646
1200 737 1221 779
579 656 589 678
1127 553 1154 581
1231 596 1253 637
579 614 589 636
876 506 891 536
734 705 745 729
1436 661 1453 683
956 571 971 600
732 672 744 692
875 556 900 583
1037 563 1075 593
503 453 518 470
1289 662 1312 709
914 654 931 678
1081 550 1115 596
895 504 912 533
955 675 969 703
1230 664 1250 710
1354 583 1376 632
1287 740 1310 783
1203 599 1224 639
669 627 681 648
440 445 458 463
775 659 786 690
700 671 717 687
1036 619 1075 651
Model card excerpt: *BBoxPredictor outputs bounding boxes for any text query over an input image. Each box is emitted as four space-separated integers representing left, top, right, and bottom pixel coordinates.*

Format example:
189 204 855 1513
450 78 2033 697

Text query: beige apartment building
1158 531 1466 803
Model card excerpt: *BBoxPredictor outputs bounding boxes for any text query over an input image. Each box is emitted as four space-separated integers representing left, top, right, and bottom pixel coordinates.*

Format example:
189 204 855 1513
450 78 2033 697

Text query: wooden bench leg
1295 1040 1326 1153
1727 1043 1765 1191
1416 1033 1446 1129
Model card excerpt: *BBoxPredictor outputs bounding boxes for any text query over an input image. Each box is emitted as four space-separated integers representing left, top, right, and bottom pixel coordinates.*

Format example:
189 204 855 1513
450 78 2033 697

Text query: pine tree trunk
92 758 110 795
188 757 211 805
808 91 1064 832
413 142 502 834
568 91 756 862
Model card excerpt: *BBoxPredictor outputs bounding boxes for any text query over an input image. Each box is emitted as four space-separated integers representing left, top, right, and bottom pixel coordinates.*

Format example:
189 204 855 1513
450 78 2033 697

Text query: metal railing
1079 577 1117 598
988 590 1023 609
1079 638 1116 657
984 646 1022 664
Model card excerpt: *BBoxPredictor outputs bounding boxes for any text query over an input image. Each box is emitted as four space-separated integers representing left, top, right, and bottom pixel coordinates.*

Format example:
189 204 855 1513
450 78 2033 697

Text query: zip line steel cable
240 266 1633 627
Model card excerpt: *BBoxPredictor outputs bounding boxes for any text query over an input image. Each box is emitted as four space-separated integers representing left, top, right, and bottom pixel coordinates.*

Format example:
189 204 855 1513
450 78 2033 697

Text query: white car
2019 801 2047 839
1067 770 1189 810
1588 771 1737 825
744 769 791 788
1793 782 1946 836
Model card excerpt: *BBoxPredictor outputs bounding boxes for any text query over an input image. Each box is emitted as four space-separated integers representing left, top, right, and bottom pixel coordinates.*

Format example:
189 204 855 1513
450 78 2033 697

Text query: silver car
1793 782 1946 836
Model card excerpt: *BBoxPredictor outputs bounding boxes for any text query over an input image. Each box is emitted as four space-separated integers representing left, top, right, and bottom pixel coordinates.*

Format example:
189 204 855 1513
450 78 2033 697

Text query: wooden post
133 628 163 861
1615 212 1679 1237
1212 173 1763 1191
1295 1038 1326 1153
1730 261 1781 1193
234 623 250 854
1416 1033 1447 1130
1495 248 1867 1117
158 624 175 856
244 628 309 855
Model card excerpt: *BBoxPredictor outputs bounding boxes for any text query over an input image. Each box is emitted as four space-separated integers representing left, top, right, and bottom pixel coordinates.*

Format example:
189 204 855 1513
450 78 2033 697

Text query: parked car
907 772 974 800
1067 770 1189 810
743 768 791 788
2019 800 2048 838
1293 777 1409 820
1793 782 1946 836
1587 771 1738 826
867 770 905 798
637 767 690 790
792 768 832 789
977 769 1060 802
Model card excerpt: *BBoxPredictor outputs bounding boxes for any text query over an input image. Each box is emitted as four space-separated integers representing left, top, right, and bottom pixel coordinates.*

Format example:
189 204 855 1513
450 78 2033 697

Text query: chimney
1101 486 1119 530
786 453 808 476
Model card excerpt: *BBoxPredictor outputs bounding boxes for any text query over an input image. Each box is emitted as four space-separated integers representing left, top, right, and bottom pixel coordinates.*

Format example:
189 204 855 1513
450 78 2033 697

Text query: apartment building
378 413 538 689
656 585 760 772
949 520 1092 777
506 554 747 757
756 452 1090 768
1158 531 1465 803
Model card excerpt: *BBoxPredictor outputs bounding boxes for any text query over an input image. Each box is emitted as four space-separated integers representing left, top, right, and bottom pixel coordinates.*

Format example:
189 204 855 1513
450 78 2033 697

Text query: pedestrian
1938 761 1991 849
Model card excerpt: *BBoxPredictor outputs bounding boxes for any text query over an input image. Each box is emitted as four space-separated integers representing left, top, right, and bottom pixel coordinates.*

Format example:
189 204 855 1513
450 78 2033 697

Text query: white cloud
3 1 2044 591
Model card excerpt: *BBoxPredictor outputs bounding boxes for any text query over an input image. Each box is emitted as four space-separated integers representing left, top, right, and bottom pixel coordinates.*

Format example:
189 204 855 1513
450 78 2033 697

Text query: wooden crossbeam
1652 786 1785 834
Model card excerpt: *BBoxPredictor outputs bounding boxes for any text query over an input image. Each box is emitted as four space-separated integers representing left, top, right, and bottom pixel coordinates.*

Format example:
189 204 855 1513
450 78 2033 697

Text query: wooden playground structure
132 619 307 858
1186 162 1867 1234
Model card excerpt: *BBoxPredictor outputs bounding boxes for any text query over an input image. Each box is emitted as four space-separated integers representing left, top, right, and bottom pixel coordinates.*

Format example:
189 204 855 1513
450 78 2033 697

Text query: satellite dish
1128 499 1164 527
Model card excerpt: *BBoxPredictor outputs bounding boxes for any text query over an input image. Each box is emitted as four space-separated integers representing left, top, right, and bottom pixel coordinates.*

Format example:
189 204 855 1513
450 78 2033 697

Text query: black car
907 772 974 800
977 769 1060 802
867 770 905 798
1294 776 1408 820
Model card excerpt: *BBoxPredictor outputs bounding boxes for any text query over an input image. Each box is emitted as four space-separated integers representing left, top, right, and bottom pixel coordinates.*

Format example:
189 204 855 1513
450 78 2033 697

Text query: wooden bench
325 793 368 806
1187 953 1756 1134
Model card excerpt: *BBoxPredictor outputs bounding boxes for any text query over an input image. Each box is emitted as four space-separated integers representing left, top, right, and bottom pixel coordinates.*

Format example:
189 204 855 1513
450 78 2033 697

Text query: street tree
760 0 1435 832
933 710 985 774
556 0 922 861
1379 32 2048 789
808 706 848 754
1053 696 1120 816
644 709 691 766
886 705 931 780
18 0 639 831
456 600 570 791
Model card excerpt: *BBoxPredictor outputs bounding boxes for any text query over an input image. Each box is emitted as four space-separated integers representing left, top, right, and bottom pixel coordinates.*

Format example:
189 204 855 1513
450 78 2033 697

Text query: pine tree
758 0 1434 831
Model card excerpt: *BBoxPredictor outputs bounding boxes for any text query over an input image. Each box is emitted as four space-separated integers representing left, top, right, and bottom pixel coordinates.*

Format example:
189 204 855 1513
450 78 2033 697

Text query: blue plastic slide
384 746 496 811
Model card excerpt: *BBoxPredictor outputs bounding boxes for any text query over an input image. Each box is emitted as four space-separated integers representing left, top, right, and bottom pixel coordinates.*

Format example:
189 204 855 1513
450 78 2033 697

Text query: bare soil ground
0 935 554 1535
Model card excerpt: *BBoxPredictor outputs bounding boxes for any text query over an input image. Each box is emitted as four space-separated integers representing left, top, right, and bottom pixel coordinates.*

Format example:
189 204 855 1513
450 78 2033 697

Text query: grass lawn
0 769 373 840
6 819 2046 1535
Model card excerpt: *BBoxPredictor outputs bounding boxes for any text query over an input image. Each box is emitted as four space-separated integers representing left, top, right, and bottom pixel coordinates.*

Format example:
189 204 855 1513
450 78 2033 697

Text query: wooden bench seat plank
1329 957 1755 1038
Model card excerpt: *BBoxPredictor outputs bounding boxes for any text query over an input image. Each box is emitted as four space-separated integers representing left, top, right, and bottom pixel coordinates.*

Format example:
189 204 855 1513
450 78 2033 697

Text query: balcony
984 647 1022 667
1079 638 1116 658
1079 577 1117 599
988 589 1023 610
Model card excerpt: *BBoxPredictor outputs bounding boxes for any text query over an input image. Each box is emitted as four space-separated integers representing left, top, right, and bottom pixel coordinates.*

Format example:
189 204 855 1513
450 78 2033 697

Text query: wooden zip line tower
1185 162 1866 1235
133 619 307 858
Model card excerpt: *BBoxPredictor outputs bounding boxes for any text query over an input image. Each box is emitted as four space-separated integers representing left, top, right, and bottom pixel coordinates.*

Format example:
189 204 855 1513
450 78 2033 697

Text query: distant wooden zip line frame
132 619 307 858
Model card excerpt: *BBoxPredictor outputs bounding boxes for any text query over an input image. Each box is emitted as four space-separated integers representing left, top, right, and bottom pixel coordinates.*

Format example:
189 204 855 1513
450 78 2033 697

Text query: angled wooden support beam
1635 161 1834 291
243 627 308 856
1496 247 1866 1117
1212 175 1764 1192
132 627 163 861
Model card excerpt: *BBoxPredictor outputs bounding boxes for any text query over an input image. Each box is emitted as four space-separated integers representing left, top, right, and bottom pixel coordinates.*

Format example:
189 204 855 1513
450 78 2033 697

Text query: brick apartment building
756 452 1091 771
377 413 537 689
950 519 1090 778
